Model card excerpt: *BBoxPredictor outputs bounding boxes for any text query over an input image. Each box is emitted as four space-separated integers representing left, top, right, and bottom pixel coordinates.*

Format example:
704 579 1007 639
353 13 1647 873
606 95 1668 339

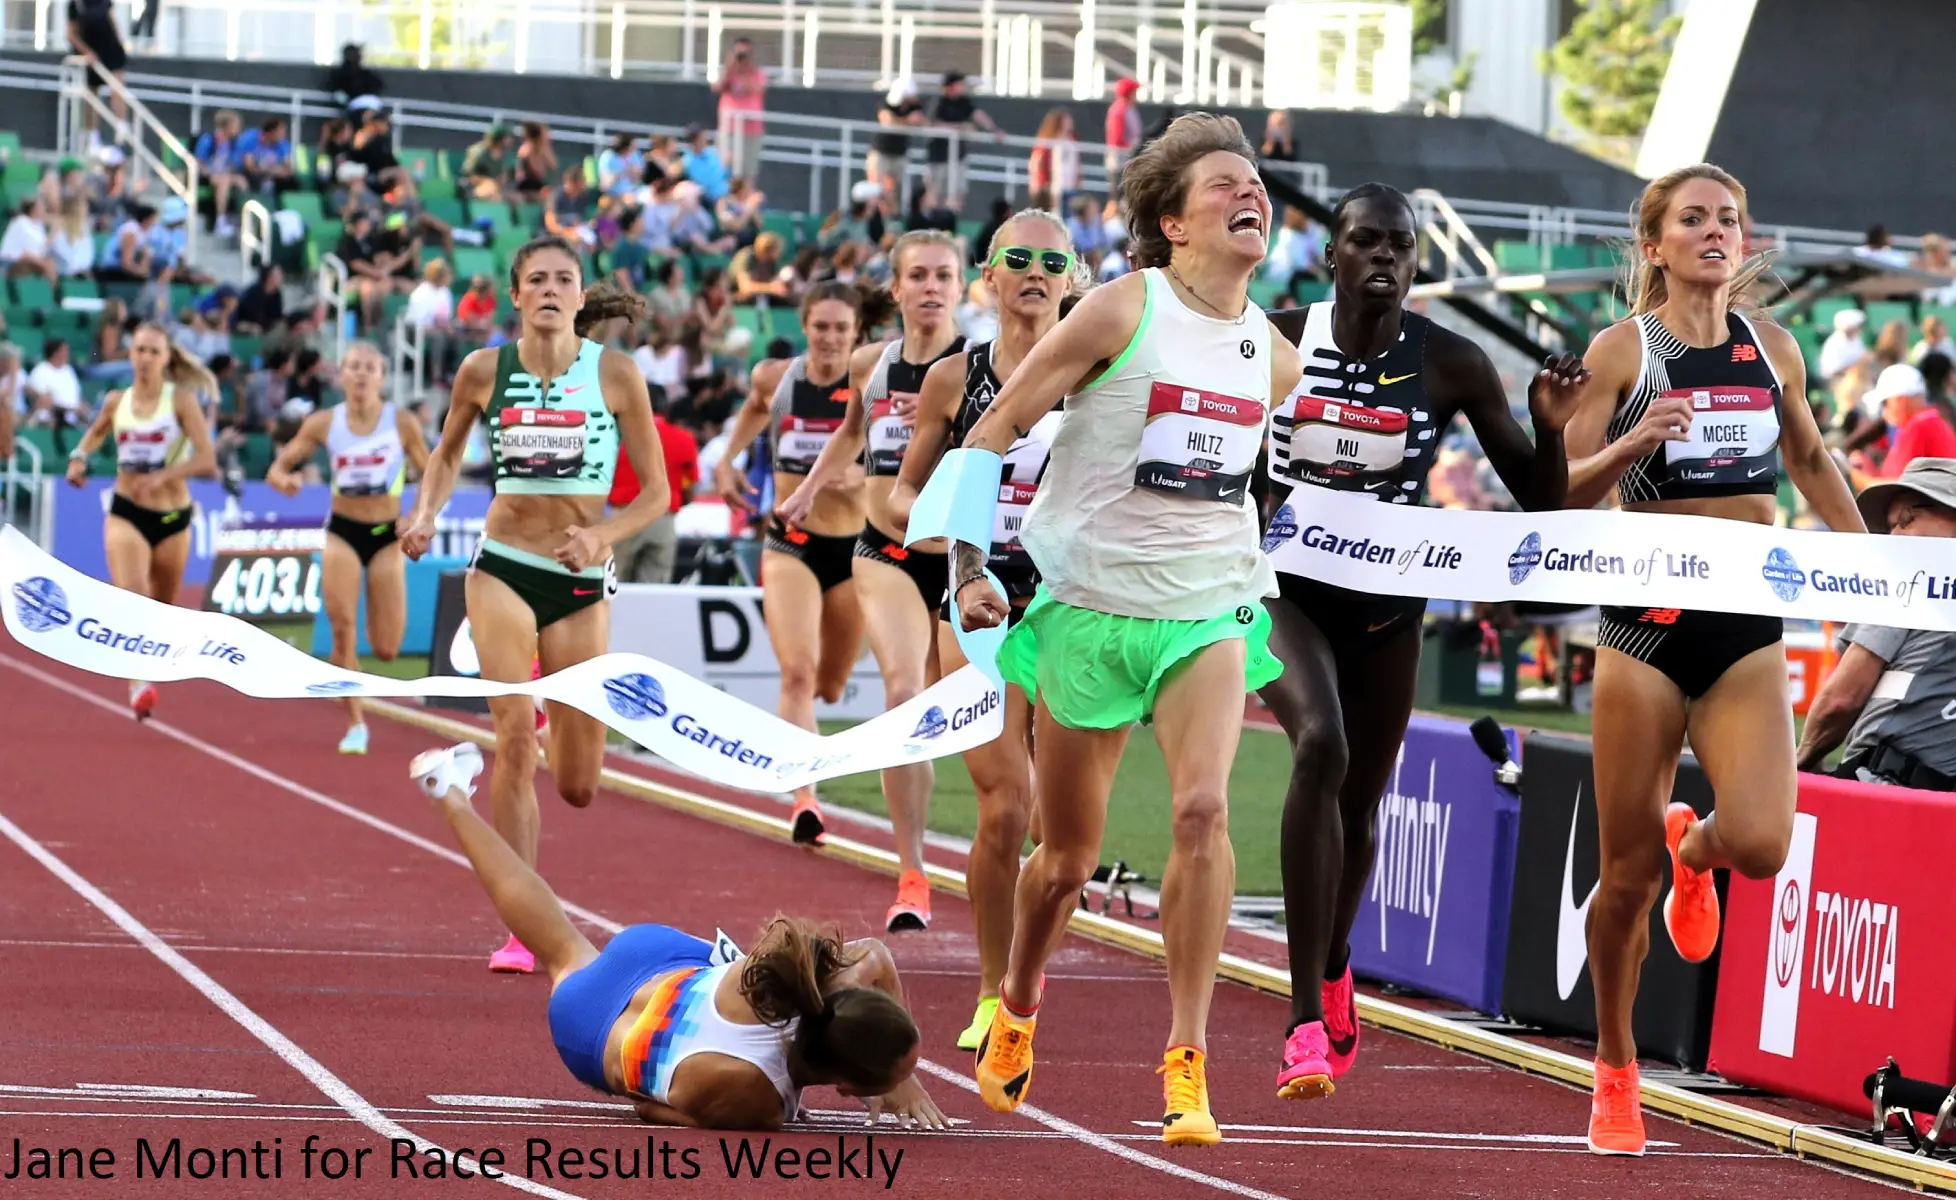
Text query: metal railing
1 0 1417 111
238 197 273 274
4 438 47 547
1411 187 1500 285
392 312 429 403
53 54 201 265
318 253 349 361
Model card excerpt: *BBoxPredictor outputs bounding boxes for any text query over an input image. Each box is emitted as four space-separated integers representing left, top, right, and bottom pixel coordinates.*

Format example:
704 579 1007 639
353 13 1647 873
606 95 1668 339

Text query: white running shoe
409 743 484 800
338 724 370 755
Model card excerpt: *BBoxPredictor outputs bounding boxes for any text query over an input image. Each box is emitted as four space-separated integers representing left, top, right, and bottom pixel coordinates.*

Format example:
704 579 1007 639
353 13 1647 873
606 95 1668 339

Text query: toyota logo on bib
1773 878 1802 988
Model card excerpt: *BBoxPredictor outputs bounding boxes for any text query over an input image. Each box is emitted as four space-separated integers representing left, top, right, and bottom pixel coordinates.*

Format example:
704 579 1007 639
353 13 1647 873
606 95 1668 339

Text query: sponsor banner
609 583 887 720
1500 734 1724 1070
1262 487 1956 630
49 480 492 587
1348 715 1521 1015
426 568 488 715
1709 773 1956 1116
0 526 1002 792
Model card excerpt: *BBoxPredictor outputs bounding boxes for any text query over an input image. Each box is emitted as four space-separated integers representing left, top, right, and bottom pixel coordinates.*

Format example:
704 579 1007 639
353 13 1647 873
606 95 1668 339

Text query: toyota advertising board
1709 774 1956 1116
1500 735 1725 1070
1348 716 1520 1015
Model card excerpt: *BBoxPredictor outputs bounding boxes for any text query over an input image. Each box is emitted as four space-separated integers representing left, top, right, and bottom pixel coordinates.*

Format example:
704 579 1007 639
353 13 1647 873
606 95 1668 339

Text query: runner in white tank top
924 115 1303 1147
64 323 219 721
267 341 431 755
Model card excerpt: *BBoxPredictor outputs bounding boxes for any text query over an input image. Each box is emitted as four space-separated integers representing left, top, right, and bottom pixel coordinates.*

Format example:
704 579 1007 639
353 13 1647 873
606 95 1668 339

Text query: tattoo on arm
954 542 988 585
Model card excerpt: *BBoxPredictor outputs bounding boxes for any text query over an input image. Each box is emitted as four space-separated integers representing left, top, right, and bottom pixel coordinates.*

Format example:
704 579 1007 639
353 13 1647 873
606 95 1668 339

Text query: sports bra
618 962 801 1121
860 335 965 476
327 401 406 497
769 356 853 476
485 338 619 496
1268 301 1440 505
950 341 1058 584
113 382 188 474
1607 309 1783 504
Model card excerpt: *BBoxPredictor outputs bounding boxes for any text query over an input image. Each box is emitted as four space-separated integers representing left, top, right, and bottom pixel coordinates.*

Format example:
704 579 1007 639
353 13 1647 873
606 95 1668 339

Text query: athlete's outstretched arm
961 272 1145 455
401 348 493 557
1764 322 1863 532
64 391 122 486
1434 330 1586 511
265 409 332 496
1561 322 1687 509
831 938 950 1130
888 351 966 533
714 358 786 514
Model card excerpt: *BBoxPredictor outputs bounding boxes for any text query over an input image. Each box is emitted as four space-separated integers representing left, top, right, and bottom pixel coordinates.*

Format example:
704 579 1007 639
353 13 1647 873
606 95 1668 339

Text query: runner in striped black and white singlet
714 281 885 846
779 231 967 934
62 323 219 720
266 341 431 755
401 235 672 977
889 207 1085 1053
1559 165 1863 1155
943 114 1304 1146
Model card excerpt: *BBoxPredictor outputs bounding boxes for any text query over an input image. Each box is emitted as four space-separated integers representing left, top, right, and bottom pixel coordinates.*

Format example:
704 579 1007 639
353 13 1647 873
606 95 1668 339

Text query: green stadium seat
1493 240 1541 274
424 197 466 227
399 148 435 181
11 328 45 361
1862 302 1914 332
1547 244 1589 272
419 176 457 203
0 131 22 161
280 192 325 223
227 335 263 368
11 276 55 310
452 246 500 283
60 278 100 301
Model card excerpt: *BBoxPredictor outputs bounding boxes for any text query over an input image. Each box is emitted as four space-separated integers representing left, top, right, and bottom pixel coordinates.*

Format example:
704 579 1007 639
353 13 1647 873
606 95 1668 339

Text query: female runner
409 741 947 1130
1258 184 1585 1100
780 230 966 933
1561 164 1862 1155
401 235 671 976
949 114 1302 1145
266 341 430 755
889 208 1084 1050
712 282 882 845
63 323 218 719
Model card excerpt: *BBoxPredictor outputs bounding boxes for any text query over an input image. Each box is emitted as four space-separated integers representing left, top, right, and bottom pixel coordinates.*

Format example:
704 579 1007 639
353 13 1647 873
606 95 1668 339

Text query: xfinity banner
1709 774 1953 1117
48 480 493 587
1348 716 1520 1016
1500 735 1725 1070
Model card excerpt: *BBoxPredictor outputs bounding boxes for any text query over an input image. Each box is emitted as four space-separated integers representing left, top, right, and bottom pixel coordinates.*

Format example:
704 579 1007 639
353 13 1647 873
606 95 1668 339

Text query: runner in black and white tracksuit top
1258 183 1586 1103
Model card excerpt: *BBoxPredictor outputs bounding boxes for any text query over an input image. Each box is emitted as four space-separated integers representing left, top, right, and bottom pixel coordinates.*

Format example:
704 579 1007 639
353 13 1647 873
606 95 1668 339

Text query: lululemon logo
1240 339 1256 359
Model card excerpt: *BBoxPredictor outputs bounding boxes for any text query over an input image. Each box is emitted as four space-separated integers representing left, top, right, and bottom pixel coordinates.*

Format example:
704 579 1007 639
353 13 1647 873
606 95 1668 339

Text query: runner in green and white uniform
941 115 1303 1147
402 234 669 976
266 340 431 755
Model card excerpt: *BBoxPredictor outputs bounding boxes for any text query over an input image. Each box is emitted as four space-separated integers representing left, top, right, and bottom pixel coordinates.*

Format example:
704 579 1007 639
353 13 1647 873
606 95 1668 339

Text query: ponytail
134 321 216 401
738 916 918 1092
574 282 648 339
798 279 898 346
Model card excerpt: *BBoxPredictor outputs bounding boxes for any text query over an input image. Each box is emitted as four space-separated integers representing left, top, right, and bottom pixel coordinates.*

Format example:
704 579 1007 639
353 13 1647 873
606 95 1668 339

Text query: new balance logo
1731 343 1760 363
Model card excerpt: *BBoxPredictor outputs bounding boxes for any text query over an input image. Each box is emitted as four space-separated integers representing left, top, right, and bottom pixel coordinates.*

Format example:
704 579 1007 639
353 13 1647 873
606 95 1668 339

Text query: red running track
0 651 1903 1199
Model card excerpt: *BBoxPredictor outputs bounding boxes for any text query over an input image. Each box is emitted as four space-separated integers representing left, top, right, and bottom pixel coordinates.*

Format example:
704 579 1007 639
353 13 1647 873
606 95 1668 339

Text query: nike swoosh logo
1748 466 1771 478
564 385 587 395
1366 617 1400 633
572 587 598 596
1364 480 1390 490
1557 784 1598 1001
1378 372 1416 386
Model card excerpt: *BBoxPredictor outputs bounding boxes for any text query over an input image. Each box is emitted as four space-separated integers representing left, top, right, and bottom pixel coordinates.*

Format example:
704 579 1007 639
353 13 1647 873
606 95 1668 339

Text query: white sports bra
626 962 802 1120
113 383 188 475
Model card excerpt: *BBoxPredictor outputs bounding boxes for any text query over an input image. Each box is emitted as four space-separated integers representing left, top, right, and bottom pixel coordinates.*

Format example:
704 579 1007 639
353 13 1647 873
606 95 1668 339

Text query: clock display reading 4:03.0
206 553 322 618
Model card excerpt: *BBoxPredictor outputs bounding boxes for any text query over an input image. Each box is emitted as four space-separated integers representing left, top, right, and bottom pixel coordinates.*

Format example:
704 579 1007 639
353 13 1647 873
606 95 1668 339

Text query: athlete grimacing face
340 345 385 401
511 246 583 333
1170 150 1270 266
1333 197 1418 305
985 217 1073 320
1646 176 1742 292
804 298 859 366
892 244 962 330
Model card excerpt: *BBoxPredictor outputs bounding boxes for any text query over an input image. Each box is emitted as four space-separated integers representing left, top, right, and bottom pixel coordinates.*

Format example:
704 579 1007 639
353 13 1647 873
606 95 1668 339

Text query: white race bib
1661 386 1780 465
1134 381 1263 503
777 415 840 473
1286 396 1409 473
993 480 1038 550
116 428 172 474
866 398 913 473
501 408 588 479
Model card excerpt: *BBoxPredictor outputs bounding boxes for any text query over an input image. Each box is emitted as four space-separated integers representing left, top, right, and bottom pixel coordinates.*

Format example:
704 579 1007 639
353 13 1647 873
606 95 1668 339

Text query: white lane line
0 809 588 1200
0 937 493 962
6 654 1300 1200
1128 1120 1683 1148
913 1060 1293 1200
0 655 626 938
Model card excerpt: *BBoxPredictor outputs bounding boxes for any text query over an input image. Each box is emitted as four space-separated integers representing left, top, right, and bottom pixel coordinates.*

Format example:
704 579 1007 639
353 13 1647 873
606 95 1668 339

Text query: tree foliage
1411 0 1449 59
1542 0 1683 140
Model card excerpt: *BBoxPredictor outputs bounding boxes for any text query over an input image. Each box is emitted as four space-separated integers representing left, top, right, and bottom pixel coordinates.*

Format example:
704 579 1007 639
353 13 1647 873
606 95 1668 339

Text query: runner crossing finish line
0 525 1003 792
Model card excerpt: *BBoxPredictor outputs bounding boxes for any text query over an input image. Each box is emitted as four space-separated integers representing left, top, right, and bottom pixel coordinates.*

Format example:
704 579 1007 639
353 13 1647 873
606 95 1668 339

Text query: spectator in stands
871 79 924 199
244 346 292 430
0 198 60 283
49 194 94 277
821 181 886 258
1860 224 1912 270
406 259 461 384
597 134 643 200
462 124 517 203
84 297 132 384
730 232 789 303
1916 232 1954 277
715 38 768 183
194 110 247 236
328 43 383 112
234 264 284 335
1027 109 1081 210
1800 458 1956 789
173 304 230 362
25 339 88 431
955 275 997 343
336 208 409 333
669 181 734 258
1868 363 1956 477
606 207 652 290
644 135 679 180
634 322 686 396
780 243 822 303
1819 308 1868 385
632 174 679 255
0 343 24 424
691 267 740 359
67 0 129 142
313 118 354 189
455 273 497 337
608 382 700 584
1913 315 1956 365
645 258 691 338
828 241 863 284
677 126 730 204
237 117 297 196
545 167 597 247
514 122 558 200
715 177 765 248
904 184 958 236
1104 77 1143 185
93 200 155 284
1265 205 1327 299
149 197 213 287
927 71 999 210
349 111 408 194
1261 109 1295 161
1873 319 1911 374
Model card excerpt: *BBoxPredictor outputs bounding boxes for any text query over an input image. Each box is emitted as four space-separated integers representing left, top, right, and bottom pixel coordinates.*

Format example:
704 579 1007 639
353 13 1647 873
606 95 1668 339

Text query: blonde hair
132 322 217 399
1626 163 1774 316
890 229 961 274
1121 112 1258 269
985 207 1094 298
